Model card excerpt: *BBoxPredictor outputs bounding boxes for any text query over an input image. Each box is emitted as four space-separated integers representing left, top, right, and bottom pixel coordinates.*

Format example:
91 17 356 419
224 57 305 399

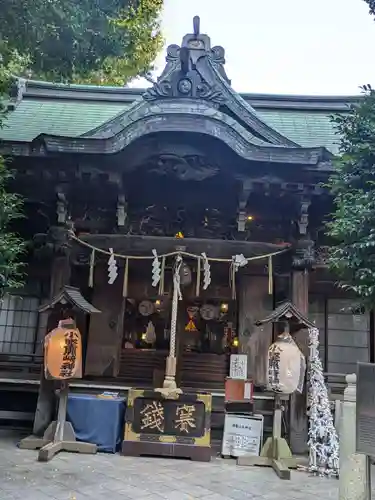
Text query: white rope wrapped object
307 327 339 477
169 255 183 358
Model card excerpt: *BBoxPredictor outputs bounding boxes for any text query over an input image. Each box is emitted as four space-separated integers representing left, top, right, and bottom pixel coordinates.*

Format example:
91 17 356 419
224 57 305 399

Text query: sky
133 0 375 96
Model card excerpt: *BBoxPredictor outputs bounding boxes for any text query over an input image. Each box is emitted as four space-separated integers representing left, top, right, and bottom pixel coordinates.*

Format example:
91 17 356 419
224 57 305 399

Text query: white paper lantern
267 333 306 394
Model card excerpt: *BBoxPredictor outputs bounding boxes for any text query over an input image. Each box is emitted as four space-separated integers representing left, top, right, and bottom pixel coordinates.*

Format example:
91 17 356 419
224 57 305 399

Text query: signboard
356 362 375 457
222 413 264 458
123 389 212 462
225 378 253 402
229 354 247 380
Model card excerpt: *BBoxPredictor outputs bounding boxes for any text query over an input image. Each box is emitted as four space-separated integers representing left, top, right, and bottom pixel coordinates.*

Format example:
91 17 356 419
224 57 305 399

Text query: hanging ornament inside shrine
107 248 118 285
44 318 82 380
179 262 192 286
144 320 156 344
267 326 306 394
185 306 198 332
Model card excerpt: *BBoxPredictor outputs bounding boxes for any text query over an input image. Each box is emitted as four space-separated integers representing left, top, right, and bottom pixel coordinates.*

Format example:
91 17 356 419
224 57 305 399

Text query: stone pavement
0 433 340 500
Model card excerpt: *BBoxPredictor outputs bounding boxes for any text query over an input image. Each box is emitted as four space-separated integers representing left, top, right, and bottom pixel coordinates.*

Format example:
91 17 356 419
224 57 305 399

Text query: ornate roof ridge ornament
143 16 228 106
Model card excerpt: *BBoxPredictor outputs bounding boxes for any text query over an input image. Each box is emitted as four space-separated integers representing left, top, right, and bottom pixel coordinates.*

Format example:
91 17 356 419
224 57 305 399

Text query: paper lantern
267 333 306 394
44 319 82 380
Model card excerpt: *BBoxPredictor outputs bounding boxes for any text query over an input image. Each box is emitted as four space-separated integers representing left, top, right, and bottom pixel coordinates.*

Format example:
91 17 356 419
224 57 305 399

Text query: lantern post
238 302 316 480
19 286 101 461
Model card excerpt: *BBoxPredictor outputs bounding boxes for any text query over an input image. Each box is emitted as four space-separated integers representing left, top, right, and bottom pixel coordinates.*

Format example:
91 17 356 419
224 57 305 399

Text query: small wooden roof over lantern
255 301 315 334
38 286 101 314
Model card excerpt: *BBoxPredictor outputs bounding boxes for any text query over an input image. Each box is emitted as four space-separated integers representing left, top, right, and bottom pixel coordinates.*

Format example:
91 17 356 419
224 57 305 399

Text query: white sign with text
229 354 247 380
222 413 264 458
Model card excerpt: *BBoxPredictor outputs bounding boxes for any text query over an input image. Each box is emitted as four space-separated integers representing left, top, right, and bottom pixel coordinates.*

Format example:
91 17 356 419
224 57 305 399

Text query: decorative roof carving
143 16 228 105
141 16 300 147
39 286 101 314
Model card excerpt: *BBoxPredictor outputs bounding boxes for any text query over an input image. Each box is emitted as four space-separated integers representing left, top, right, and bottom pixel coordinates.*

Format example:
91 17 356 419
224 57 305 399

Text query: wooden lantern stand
19 286 100 461
237 302 315 480
238 394 295 479
20 381 98 462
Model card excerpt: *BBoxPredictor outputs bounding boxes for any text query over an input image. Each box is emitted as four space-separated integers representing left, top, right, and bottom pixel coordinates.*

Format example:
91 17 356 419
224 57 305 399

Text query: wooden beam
75 234 289 260
289 269 309 454
238 275 273 386
85 266 124 377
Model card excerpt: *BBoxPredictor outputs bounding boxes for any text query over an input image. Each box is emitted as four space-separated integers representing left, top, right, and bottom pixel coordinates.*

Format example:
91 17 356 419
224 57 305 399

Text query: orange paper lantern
44 318 83 380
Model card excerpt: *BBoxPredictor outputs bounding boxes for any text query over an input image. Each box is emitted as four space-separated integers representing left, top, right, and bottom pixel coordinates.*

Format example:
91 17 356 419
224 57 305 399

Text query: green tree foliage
364 0 375 16
0 43 28 297
0 0 164 85
326 85 375 307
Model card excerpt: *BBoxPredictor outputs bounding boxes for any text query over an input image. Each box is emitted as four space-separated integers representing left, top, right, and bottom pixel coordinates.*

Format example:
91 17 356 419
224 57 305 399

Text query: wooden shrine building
0 17 371 452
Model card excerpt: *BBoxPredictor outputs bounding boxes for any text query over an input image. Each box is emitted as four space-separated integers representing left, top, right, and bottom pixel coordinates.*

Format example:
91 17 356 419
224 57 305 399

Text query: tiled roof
257 109 340 154
0 79 356 153
1 99 129 142
39 286 101 314
255 301 315 329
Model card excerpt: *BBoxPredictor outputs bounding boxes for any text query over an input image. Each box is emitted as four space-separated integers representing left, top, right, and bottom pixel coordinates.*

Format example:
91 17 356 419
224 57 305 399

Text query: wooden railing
180 353 227 391
118 349 167 386
0 353 42 377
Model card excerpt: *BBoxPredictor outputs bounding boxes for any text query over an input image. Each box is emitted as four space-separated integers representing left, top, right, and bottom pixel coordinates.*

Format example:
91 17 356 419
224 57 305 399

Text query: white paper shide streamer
107 248 118 285
201 252 211 290
151 249 161 287
308 327 339 477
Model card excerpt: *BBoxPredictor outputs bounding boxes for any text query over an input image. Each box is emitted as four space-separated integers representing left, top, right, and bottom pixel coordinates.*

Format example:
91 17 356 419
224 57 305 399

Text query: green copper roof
0 99 129 141
0 79 352 154
257 109 340 154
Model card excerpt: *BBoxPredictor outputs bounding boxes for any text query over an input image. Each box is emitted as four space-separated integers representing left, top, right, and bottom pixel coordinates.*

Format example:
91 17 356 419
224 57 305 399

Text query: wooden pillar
85 265 124 377
238 275 273 386
33 254 71 436
290 268 309 454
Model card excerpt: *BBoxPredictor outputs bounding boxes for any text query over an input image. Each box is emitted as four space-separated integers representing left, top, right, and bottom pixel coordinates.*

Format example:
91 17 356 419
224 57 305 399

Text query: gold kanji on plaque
140 401 164 432
175 404 196 433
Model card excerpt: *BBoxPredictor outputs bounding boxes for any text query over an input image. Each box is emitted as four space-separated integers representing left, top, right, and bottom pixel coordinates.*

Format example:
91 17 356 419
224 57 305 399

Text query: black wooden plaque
132 396 206 438
356 362 375 456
